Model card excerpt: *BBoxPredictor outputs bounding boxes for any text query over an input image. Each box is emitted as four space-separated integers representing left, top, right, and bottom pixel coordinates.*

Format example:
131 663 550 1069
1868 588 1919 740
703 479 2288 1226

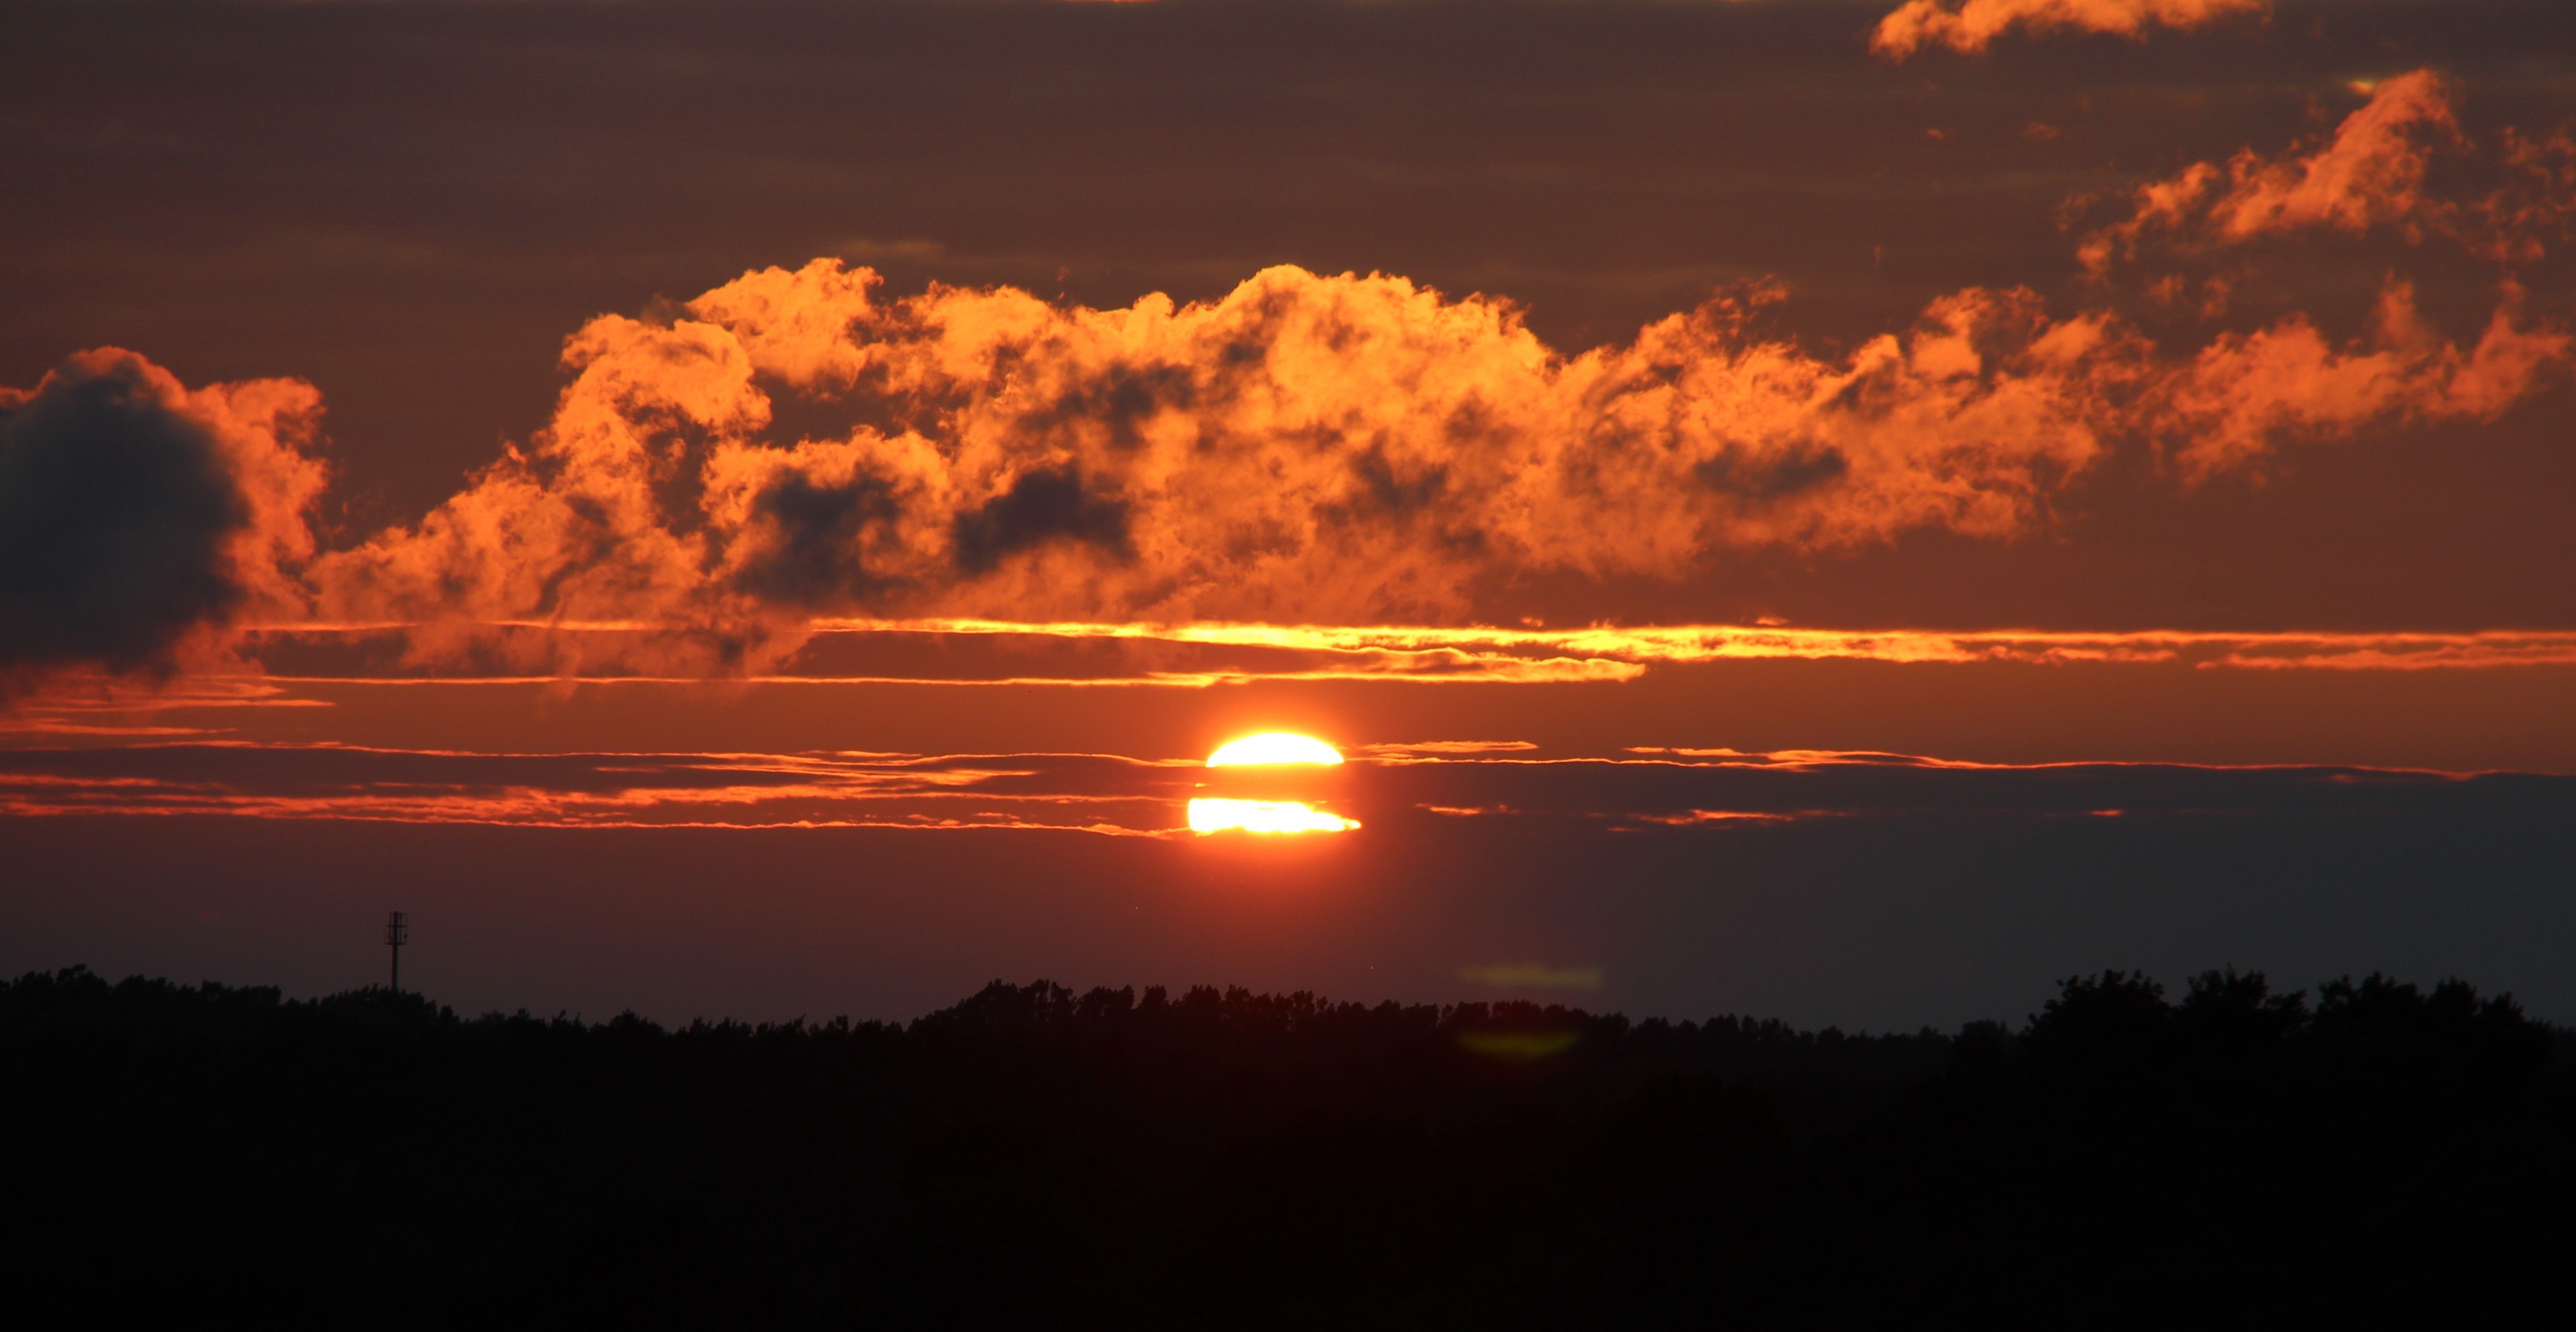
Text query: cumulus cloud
309 215 2564 665
1871 0 2263 60
307 264 2133 660
0 350 326 690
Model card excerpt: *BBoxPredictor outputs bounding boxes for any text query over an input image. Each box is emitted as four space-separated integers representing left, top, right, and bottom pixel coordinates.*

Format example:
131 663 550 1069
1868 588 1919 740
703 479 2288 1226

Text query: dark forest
6 966 2569 1326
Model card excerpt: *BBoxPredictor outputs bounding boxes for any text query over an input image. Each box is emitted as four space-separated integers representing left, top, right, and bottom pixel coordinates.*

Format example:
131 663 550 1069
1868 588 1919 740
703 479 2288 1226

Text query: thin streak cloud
224 620 2576 682
1872 0 2267 59
1 742 2556 832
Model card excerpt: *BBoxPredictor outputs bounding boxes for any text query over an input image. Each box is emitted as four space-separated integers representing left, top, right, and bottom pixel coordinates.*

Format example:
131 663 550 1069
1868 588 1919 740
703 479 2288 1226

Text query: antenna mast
385 911 407 992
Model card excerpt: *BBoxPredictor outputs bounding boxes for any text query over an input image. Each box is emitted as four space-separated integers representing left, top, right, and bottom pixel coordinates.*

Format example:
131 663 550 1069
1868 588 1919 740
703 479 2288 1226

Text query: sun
1190 732 1356 833
1207 732 1344 767
1186 799 1357 834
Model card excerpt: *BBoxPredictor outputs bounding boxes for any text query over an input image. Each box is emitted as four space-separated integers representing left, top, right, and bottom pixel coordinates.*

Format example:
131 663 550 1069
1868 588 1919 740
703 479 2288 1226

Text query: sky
5 0 2574 1028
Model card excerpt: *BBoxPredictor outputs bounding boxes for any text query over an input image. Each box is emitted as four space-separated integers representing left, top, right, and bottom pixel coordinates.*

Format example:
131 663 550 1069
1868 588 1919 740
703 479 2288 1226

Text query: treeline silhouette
5 967 2568 1327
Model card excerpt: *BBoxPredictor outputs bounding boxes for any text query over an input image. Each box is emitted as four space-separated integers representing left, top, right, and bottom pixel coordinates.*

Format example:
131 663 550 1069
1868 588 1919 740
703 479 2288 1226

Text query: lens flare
1186 798 1359 834
1207 732 1344 767
1456 1030 1580 1061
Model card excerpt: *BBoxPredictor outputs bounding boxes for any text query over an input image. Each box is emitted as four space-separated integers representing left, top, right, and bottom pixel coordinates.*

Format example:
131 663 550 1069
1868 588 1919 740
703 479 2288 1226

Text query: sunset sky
5 0 2573 1028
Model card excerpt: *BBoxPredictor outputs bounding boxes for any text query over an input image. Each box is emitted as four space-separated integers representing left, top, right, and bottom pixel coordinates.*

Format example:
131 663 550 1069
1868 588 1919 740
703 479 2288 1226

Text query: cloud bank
307 266 2129 653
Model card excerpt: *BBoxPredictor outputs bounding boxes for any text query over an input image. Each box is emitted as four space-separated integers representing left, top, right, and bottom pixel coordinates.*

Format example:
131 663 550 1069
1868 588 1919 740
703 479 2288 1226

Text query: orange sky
5 0 2573 1027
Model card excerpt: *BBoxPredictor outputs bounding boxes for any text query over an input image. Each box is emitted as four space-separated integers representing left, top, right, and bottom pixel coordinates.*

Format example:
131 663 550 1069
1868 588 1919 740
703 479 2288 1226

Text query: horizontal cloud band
0 742 2556 832
204 621 2576 686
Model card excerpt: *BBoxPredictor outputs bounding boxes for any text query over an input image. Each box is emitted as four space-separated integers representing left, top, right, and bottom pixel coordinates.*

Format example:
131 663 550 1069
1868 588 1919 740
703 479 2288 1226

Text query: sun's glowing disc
1187 798 1359 834
1207 733 1344 767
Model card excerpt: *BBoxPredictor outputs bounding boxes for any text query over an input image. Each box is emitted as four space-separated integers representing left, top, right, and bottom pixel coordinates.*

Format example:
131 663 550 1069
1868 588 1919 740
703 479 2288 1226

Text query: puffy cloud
303 223 2566 664
0 350 326 690
310 262 2130 654
2079 72 2576 275
1871 0 2264 60
2080 71 2464 273
2054 73 2576 480
2155 280 2568 481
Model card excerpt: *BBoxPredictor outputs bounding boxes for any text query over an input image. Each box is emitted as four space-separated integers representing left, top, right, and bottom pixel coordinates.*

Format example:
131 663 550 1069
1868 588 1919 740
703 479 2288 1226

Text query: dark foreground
6 968 2570 1327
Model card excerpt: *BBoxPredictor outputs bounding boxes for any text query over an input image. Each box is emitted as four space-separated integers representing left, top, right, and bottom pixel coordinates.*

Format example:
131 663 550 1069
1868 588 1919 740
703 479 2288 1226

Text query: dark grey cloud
733 469 905 606
1345 754 2570 825
0 353 249 681
952 466 1133 575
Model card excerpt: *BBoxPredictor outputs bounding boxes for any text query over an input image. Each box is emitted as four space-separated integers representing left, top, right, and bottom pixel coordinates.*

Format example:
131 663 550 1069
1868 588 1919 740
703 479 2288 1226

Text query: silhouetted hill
3 967 2566 1327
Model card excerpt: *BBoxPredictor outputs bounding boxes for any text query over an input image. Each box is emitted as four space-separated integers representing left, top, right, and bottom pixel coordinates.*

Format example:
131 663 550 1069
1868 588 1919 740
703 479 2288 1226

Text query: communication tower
385 911 407 992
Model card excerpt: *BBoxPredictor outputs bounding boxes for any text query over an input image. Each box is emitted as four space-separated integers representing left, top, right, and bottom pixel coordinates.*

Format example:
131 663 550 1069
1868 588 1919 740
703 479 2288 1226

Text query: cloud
0 350 326 690
187 620 2576 695
2079 71 2464 274
2056 73 2576 478
2080 72 2576 275
1871 0 2264 60
0 743 1187 831
2154 279 2568 481
302 241 2563 662
308 262 2132 662
1 740 2551 833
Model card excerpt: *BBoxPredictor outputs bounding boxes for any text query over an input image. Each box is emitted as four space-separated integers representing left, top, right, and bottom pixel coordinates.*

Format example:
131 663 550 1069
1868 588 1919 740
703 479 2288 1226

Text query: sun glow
1186 798 1360 834
1207 733 1344 767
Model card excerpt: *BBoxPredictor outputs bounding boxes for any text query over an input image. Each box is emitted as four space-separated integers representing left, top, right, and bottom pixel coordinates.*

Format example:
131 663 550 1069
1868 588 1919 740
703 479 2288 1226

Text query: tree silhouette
1 965 2564 1326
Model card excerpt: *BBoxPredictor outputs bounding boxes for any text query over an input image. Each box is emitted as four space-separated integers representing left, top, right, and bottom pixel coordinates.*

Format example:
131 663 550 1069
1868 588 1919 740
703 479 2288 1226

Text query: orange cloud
310 262 2137 662
2154 279 2568 481
298 112 2565 662
210 620 2576 688
2080 72 2576 276
2080 72 2464 274
1871 0 2263 59
2062 74 2575 478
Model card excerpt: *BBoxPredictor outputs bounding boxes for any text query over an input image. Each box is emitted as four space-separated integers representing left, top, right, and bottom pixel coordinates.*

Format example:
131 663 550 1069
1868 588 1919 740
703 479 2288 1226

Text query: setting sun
1192 733 1354 832
1207 733 1344 767
1185 799 1359 834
